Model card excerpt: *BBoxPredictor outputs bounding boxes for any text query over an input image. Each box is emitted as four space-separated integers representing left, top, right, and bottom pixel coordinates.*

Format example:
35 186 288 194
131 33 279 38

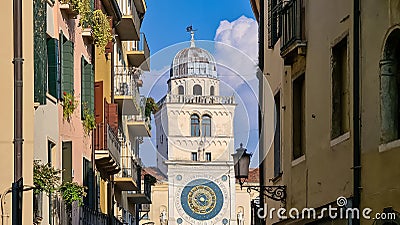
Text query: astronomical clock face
176 177 229 224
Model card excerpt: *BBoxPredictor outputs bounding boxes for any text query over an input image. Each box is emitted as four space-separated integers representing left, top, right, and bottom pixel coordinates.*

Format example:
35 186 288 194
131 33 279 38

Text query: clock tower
154 32 237 225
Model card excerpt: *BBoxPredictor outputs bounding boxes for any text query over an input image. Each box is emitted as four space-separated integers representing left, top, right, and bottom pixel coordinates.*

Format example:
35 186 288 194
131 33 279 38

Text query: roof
142 167 167 182
235 168 259 184
170 46 218 79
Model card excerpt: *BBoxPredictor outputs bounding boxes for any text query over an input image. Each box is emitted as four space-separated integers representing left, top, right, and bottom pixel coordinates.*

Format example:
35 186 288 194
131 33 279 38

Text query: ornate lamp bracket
240 182 286 204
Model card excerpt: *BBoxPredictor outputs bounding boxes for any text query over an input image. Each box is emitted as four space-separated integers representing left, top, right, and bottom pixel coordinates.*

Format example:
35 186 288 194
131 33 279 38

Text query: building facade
0 0 34 224
30 0 152 224
250 0 400 224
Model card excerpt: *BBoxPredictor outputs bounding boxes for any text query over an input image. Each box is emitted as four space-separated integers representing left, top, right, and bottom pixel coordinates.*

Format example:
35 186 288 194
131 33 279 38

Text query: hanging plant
33 160 62 195
63 91 78 121
91 10 112 53
60 0 91 24
145 97 158 131
145 97 158 118
82 103 96 134
59 181 87 206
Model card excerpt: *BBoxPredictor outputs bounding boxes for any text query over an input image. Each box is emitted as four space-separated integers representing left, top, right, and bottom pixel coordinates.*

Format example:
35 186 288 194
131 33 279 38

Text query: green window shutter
81 57 87 119
34 0 47 105
62 40 74 95
81 57 94 119
47 38 59 98
86 63 94 114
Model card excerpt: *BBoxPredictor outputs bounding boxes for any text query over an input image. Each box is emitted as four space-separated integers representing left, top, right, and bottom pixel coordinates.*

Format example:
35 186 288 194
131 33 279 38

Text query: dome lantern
170 30 218 79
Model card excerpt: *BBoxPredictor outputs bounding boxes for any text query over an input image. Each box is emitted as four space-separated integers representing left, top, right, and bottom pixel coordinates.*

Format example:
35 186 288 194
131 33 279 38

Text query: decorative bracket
241 184 286 204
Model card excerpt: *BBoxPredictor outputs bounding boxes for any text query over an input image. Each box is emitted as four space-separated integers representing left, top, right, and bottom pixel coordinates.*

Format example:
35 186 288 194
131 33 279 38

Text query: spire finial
186 25 197 47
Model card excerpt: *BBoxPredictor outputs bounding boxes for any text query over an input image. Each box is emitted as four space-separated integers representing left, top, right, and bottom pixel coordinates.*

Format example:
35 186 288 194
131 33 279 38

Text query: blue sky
141 0 256 54
139 0 261 168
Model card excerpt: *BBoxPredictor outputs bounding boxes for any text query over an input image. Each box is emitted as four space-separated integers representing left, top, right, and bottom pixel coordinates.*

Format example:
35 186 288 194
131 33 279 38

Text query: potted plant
63 91 78 121
82 103 96 134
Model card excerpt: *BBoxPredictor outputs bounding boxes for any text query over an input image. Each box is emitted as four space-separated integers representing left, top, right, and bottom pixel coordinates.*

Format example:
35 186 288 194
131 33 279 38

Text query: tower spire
186 25 197 47
190 31 195 47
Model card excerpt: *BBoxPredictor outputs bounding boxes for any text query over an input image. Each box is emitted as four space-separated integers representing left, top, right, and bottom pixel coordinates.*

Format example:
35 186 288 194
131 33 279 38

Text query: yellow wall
0 0 34 223
95 49 112 103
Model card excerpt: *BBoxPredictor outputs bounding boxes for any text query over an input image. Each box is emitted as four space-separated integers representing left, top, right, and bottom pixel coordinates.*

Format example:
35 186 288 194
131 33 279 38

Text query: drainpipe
353 0 361 224
111 33 115 103
12 0 24 223
258 0 265 224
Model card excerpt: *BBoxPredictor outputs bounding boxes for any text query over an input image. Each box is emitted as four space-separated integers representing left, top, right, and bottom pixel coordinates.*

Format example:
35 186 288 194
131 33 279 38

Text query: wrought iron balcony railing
280 0 305 54
94 123 121 163
114 66 141 102
117 0 141 35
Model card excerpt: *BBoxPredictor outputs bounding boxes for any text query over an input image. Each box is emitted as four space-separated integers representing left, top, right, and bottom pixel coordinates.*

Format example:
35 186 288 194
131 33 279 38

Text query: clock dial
180 179 223 221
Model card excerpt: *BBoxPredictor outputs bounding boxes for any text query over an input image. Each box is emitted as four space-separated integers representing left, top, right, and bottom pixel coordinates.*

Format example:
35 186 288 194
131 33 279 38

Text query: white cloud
214 15 258 61
214 16 260 167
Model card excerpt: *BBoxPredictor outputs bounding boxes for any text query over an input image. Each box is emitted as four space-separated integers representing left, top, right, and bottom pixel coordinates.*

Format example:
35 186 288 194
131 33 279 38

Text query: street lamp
232 144 287 203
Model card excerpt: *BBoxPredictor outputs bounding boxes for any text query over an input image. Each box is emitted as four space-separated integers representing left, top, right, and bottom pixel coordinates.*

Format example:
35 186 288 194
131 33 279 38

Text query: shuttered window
47 38 59 99
61 38 74 96
81 57 94 118
34 0 47 104
83 158 95 209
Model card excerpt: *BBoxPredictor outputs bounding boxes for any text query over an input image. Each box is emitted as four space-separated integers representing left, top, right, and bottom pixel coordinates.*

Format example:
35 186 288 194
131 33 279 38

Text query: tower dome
170 34 218 79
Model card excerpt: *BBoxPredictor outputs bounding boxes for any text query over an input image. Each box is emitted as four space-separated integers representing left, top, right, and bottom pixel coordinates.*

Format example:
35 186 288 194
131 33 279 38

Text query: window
201 115 211 137
178 85 184 95
380 29 400 143
331 37 349 140
293 74 305 160
191 114 200 136
47 38 59 99
193 84 202 95
61 34 74 96
210 86 215 96
81 57 94 119
205 153 211 161
267 0 281 48
274 92 281 177
83 158 95 209
191 152 198 161
62 141 72 182
33 0 48 104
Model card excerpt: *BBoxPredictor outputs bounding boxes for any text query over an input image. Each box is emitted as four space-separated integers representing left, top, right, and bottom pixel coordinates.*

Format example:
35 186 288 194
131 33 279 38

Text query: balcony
126 33 150 71
134 0 147 14
280 0 307 59
116 0 141 40
157 94 236 107
94 123 121 175
127 174 154 205
114 156 139 191
59 3 78 17
127 97 151 138
114 66 142 115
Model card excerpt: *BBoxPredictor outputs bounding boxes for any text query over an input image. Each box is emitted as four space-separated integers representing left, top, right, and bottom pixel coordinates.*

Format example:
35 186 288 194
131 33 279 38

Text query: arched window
380 29 400 143
178 85 184 95
193 85 202 95
210 86 215 96
191 114 200 137
201 115 211 137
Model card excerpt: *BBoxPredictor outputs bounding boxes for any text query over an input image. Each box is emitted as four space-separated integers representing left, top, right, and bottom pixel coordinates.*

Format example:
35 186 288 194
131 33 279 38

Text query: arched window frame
193 84 202 95
201 114 211 137
191 114 200 137
210 86 215 96
178 85 184 95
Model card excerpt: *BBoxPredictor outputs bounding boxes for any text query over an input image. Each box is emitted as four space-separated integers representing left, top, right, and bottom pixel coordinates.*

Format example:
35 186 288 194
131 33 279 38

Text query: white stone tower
154 31 237 225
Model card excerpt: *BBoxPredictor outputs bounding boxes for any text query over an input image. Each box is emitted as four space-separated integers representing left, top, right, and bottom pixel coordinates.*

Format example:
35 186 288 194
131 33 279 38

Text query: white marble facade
155 35 237 225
